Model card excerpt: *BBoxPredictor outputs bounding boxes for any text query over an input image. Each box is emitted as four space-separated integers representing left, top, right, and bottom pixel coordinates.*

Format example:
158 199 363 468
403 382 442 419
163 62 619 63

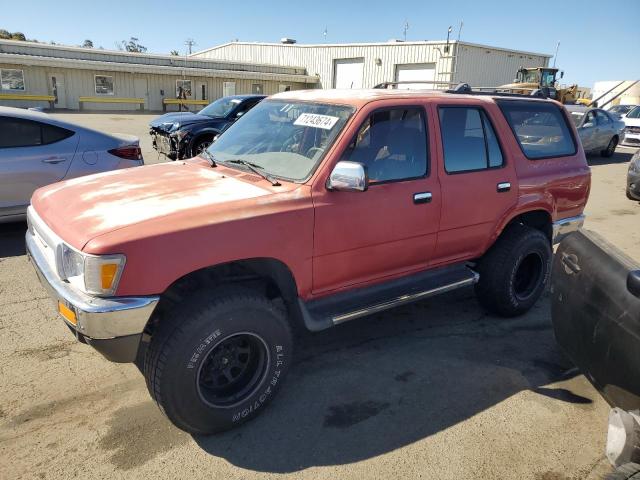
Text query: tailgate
551 230 640 411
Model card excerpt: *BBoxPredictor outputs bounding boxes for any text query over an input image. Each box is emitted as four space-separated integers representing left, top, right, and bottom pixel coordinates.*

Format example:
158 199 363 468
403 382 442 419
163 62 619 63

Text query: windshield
199 97 243 118
627 106 640 119
207 100 354 182
570 111 585 126
540 70 556 88
518 70 540 84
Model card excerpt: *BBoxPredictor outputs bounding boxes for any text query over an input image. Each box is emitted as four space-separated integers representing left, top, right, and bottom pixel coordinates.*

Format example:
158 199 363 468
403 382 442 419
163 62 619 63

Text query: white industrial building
192 40 551 91
591 80 640 108
0 38 551 111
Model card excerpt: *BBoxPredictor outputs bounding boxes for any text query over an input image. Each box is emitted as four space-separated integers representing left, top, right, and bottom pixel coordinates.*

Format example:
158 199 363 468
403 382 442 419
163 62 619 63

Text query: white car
0 107 144 223
622 106 640 147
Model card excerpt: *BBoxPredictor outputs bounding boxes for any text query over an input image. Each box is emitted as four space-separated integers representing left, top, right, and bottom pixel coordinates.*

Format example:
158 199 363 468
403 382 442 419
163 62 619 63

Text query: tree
0 29 10 39
121 37 147 53
82 39 93 48
170 50 179 56
10 32 26 41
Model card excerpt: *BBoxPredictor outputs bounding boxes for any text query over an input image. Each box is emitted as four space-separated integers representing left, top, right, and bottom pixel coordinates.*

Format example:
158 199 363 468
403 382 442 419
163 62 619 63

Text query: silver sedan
566 105 626 157
0 107 143 223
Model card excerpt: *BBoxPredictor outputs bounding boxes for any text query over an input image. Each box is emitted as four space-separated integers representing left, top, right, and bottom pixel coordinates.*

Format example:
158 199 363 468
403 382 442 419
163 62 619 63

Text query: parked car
621 106 640 147
551 229 640 477
26 89 590 434
608 104 638 118
627 149 640 201
149 94 265 160
0 106 143 223
566 105 625 157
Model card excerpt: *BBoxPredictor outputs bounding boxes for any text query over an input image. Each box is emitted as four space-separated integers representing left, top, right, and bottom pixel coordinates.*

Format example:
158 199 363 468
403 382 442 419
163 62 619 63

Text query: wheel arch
145 257 302 336
492 208 553 248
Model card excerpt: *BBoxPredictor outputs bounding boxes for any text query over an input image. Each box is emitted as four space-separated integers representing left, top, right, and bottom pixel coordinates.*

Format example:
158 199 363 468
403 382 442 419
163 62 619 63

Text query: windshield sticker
294 113 340 130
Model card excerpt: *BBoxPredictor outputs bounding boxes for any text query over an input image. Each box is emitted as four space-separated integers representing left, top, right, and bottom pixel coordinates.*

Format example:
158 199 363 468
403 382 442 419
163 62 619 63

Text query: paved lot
0 113 638 479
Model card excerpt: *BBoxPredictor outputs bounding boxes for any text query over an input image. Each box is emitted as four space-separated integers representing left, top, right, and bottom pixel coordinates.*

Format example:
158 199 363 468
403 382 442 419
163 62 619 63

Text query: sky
2 0 639 87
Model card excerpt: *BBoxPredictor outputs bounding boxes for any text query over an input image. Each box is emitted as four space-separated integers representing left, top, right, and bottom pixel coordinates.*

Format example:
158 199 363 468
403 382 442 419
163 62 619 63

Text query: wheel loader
498 67 578 104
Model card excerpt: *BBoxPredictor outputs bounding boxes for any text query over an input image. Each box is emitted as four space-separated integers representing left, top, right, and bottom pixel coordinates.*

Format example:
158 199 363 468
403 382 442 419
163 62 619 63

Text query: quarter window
95 75 114 95
0 69 25 91
438 107 504 173
498 100 576 159
342 107 428 183
0 117 74 148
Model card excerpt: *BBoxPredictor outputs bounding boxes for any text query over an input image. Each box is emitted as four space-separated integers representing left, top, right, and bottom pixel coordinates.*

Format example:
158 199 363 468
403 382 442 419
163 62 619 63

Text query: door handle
42 156 66 164
497 182 511 193
413 192 432 204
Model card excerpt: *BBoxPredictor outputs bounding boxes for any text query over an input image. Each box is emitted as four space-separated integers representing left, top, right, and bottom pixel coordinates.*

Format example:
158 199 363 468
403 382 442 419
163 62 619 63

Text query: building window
95 75 114 95
223 81 236 97
1 69 25 91
279 84 291 93
252 83 264 94
176 79 192 98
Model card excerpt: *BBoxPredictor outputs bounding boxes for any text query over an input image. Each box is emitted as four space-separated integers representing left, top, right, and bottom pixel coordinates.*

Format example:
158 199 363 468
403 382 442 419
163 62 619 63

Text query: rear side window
0 117 74 148
498 100 576 159
438 107 504 173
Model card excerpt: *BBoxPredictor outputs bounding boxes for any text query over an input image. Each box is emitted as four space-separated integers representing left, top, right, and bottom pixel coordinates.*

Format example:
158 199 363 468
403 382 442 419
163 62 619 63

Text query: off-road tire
605 463 640 480
601 136 618 157
474 224 551 317
144 287 293 434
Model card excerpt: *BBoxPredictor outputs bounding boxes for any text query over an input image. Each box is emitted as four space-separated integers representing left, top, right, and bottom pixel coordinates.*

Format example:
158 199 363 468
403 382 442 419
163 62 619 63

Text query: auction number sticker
294 113 340 130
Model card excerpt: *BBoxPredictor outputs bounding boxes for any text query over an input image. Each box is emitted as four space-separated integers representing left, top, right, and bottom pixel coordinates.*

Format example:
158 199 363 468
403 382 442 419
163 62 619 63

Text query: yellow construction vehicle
498 67 578 104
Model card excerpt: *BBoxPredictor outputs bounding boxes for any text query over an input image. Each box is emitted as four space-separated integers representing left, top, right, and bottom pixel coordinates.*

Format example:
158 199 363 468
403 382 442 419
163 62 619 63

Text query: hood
149 112 217 130
31 161 277 250
624 117 640 127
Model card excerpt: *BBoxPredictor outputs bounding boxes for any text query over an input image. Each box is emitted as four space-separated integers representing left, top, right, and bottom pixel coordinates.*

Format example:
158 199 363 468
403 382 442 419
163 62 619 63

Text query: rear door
580 111 598 151
552 230 640 411
0 116 77 215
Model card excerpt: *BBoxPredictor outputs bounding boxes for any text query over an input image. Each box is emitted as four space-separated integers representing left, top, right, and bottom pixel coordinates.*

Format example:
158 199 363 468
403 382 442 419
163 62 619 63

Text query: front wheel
190 136 215 158
601 136 618 157
144 288 293 434
475 224 551 317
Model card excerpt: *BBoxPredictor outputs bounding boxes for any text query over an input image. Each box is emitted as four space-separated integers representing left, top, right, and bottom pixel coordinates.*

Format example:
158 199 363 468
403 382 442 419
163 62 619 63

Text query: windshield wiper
224 159 281 186
200 149 217 168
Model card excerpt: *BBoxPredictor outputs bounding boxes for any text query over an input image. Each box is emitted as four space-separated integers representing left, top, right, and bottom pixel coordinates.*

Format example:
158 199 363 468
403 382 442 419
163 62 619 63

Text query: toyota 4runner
26 87 590 434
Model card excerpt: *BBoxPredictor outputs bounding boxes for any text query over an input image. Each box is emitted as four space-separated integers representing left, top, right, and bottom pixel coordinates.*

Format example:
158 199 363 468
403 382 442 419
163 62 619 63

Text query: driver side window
342 107 428 184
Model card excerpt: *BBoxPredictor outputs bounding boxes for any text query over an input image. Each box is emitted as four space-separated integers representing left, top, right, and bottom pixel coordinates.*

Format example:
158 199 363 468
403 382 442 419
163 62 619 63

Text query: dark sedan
149 94 265 160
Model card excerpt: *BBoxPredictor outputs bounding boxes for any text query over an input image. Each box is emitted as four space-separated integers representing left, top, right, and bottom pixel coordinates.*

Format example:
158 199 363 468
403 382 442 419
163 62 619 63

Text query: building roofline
191 40 552 58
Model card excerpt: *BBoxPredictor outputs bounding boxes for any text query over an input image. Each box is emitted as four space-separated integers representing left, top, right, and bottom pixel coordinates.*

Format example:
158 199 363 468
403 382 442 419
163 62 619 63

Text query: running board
299 263 479 331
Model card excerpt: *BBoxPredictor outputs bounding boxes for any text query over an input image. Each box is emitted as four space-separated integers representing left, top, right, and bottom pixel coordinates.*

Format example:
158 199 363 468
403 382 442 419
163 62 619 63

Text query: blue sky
3 0 638 87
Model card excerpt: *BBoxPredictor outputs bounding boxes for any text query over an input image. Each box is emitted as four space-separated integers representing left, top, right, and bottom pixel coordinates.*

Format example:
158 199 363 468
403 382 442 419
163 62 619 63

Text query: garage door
334 58 364 89
395 63 436 89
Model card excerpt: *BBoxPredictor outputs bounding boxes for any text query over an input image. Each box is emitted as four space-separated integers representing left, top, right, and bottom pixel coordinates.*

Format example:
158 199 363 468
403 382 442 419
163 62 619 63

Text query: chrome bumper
552 214 585 245
26 231 159 341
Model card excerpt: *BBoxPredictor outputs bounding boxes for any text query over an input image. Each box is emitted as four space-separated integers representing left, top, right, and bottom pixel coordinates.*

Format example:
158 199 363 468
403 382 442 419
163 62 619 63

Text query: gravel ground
0 112 638 480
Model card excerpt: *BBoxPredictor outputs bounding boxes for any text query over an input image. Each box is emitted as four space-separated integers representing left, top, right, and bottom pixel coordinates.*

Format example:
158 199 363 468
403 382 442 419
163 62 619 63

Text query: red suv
27 87 590 434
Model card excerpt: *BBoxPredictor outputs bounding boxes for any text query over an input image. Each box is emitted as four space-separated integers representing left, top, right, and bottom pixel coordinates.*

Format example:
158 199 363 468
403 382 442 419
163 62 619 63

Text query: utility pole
185 38 196 55
457 20 464 42
403 20 409 41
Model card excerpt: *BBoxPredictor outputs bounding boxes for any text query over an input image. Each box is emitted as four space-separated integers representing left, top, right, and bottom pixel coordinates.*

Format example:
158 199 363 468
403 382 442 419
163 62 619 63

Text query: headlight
171 122 181 131
58 244 126 296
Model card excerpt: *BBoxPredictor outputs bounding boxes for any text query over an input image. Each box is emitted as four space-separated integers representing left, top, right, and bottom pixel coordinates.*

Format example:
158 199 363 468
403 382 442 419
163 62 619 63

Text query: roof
192 40 552 59
270 88 555 107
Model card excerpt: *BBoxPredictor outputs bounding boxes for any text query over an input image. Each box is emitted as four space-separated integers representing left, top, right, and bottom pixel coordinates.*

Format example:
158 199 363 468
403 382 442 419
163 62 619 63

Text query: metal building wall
194 41 551 90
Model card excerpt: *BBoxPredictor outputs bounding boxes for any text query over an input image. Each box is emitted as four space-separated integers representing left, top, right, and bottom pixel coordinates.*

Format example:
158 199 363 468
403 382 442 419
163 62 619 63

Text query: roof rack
374 80 551 99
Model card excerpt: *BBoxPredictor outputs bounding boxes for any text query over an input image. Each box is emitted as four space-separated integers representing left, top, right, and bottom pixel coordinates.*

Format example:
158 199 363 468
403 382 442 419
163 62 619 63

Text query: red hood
31 161 281 250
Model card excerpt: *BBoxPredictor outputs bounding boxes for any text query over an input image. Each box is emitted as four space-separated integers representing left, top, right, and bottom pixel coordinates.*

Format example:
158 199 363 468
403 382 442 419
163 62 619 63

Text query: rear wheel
144 287 293 434
601 136 618 157
475 224 551 317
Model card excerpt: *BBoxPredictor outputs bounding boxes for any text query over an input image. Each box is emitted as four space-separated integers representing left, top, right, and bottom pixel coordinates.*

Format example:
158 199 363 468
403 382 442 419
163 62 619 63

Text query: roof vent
280 38 297 44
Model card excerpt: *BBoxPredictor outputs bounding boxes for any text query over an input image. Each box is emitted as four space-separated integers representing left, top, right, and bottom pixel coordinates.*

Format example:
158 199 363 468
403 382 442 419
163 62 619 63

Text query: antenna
457 20 464 41
403 20 409 41
185 38 196 55
444 25 452 53
552 41 560 68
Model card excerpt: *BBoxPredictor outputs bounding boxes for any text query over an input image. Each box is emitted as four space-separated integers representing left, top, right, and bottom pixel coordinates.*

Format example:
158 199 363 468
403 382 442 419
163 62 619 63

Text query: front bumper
622 131 640 147
552 214 585 245
26 228 159 362
150 130 185 159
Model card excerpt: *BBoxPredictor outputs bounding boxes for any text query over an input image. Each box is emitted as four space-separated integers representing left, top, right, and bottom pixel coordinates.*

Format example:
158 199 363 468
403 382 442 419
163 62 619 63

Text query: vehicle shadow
0 221 27 259
586 147 635 166
194 288 586 473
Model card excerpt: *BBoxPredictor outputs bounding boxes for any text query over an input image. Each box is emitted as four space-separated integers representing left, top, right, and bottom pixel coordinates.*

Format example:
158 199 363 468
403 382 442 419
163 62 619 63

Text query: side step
299 263 479 331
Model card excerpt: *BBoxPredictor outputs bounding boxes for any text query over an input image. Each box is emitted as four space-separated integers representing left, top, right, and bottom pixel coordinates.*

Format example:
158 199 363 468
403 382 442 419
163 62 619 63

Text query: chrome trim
413 192 432 202
27 229 159 340
332 271 479 325
327 161 368 192
552 214 585 245
497 182 511 192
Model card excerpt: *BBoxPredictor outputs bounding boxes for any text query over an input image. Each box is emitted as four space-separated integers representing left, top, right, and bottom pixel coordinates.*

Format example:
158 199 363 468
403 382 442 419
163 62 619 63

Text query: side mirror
628 271 640 299
327 161 368 192
560 71 564 79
